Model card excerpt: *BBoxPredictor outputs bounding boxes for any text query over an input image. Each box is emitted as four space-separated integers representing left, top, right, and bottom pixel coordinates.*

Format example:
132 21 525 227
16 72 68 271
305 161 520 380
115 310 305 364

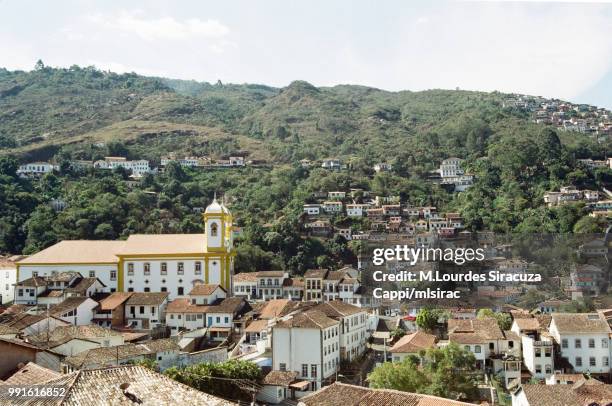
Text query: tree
390 327 406 340
477 309 512 331
368 343 479 401
165 359 261 402
416 309 438 331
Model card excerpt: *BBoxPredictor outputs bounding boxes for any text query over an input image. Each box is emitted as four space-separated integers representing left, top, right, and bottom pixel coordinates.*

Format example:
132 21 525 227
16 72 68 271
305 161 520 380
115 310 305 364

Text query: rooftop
389 331 437 354
126 292 169 306
119 234 207 256
299 382 473 406
551 313 611 334
518 380 612 406
275 310 339 330
3 362 60 385
189 284 225 296
0 365 236 405
18 240 126 264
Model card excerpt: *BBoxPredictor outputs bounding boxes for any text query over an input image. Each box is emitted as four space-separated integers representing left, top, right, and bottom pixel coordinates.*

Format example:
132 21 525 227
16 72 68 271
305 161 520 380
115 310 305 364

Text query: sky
0 0 611 108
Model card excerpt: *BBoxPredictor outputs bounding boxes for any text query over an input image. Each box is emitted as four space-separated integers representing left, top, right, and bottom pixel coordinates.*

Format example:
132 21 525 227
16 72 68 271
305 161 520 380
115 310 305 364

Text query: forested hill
0 63 611 266
2 63 608 166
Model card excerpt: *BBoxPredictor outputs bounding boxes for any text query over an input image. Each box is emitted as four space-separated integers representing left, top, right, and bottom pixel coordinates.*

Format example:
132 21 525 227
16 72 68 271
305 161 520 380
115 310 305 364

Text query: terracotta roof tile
300 382 472 405
18 241 126 264
275 310 339 330
389 331 436 353
0 365 236 405
126 292 169 306
189 284 224 296
4 362 60 385
552 313 611 334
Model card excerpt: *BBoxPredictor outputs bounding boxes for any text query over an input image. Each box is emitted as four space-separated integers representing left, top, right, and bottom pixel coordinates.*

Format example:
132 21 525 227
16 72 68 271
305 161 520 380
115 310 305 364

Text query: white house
189 284 226 305
0 256 18 305
313 301 368 362
49 296 99 326
303 204 322 216
125 292 169 330
17 162 57 176
273 310 340 391
389 331 437 363
548 313 611 381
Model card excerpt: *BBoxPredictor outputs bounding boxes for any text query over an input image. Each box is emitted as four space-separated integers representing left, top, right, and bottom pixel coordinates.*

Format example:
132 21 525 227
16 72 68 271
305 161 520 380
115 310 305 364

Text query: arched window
210 222 218 237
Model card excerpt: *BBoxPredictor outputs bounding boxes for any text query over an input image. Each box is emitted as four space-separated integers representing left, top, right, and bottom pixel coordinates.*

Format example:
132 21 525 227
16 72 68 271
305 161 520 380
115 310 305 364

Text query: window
161 263 167 275
535 348 541 357
139 306 145 314
89 271 95 278
575 339 581 349
144 287 150 292
151 307 155 315
178 262 184 275
562 339 568 348
545 364 552 374
544 347 551 357
110 271 117 281
575 357 582 367
144 263 150 275
210 222 218 237
590 357 596 367
464 345 470 352
603 339 609 348
18 289 23 296
160 287 167 292
32 272 38 277
195 262 202 275
178 287 184 296
128 263 134 275
224 317 229 323
535 364 541 374
589 339 595 348
604 357 609 367
128 288 134 292
280 363 286 372
474 345 481 353
216 316 221 323
302 364 308 377
311 364 317 378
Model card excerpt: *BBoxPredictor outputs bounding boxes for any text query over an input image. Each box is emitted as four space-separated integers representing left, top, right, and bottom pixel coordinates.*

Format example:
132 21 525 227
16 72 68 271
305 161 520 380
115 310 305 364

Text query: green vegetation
367 343 480 400
164 359 261 403
0 63 611 269
477 309 512 331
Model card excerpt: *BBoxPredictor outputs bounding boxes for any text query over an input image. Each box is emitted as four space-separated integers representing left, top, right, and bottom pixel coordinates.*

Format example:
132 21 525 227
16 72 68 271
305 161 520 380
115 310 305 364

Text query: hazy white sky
0 0 611 108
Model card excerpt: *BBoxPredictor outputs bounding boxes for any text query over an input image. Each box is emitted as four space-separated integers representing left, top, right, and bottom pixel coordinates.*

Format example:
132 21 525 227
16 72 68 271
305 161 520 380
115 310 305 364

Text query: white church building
15 197 235 299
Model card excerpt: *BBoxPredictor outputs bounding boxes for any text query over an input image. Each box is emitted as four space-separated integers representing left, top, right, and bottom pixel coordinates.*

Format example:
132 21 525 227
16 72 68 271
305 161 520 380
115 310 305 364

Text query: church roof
118 234 207 255
17 241 126 264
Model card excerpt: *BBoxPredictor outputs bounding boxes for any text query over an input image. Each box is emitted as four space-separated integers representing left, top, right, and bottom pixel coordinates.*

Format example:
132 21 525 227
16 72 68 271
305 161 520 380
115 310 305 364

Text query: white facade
521 335 554 379
303 205 321 216
273 322 340 391
124 259 207 299
338 311 368 361
17 162 57 176
126 300 168 329
18 264 119 292
0 265 16 305
549 314 611 375
94 158 151 176
54 298 99 326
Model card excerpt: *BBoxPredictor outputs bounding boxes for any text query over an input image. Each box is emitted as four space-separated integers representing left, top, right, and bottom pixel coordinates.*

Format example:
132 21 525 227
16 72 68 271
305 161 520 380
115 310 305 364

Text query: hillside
4 64 608 166
0 64 611 265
